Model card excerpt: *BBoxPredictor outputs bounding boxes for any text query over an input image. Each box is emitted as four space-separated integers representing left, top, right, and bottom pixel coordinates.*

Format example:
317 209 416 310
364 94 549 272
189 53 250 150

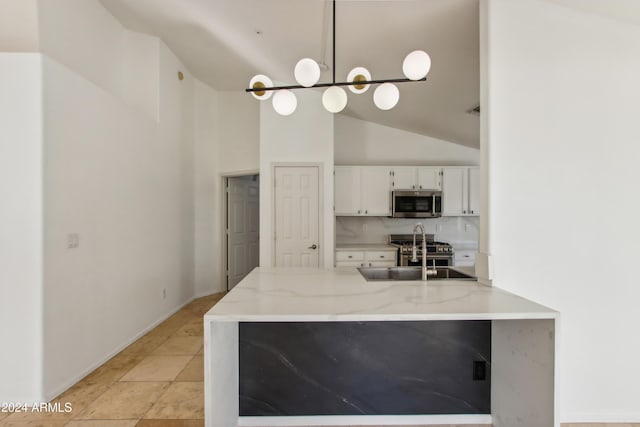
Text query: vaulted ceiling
100 0 481 148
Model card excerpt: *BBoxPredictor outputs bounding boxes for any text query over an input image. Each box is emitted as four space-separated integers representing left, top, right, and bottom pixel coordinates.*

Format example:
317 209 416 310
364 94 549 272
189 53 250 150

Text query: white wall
27 0 198 399
0 54 44 403
335 115 480 165
41 47 196 400
485 0 640 421
260 90 334 268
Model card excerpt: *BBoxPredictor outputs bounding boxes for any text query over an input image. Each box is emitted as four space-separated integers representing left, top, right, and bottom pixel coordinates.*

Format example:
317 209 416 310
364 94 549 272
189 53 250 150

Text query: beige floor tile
3 383 111 424
151 337 202 356
134 419 204 427
172 319 203 337
120 356 192 382
119 335 170 357
80 354 146 384
174 356 203 382
143 382 203 420
74 382 169 420
65 421 138 427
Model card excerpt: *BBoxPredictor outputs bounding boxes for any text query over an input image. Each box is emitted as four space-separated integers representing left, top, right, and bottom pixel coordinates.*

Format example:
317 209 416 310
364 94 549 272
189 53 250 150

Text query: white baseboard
238 414 492 426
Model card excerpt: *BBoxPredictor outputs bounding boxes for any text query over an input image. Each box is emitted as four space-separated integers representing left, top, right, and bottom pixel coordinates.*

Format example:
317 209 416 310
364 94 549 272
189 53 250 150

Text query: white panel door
275 166 320 267
227 176 260 289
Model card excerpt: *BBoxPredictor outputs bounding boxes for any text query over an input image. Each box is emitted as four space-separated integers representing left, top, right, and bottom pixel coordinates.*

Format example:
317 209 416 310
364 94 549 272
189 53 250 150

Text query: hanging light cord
245 0 426 94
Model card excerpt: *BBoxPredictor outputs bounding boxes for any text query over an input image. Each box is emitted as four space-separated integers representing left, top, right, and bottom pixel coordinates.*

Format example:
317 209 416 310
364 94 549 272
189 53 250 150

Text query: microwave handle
432 195 435 216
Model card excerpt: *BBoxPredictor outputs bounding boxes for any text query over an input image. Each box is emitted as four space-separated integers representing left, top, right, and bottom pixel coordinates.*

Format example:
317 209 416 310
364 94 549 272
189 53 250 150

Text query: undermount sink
358 266 476 282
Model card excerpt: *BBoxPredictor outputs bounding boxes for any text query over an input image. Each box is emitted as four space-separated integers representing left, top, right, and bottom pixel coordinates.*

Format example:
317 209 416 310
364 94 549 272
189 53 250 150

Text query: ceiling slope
100 0 480 147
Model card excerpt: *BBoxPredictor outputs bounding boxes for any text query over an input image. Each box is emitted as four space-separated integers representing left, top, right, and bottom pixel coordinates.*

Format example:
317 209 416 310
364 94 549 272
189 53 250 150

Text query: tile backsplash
335 216 479 247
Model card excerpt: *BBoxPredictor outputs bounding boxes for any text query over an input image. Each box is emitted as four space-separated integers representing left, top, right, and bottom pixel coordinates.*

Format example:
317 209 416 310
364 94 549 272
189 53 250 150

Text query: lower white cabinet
454 250 476 267
335 248 397 268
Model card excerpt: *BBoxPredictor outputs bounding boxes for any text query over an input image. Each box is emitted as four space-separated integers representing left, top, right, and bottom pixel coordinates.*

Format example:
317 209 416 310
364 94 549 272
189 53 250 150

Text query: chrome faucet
412 223 438 281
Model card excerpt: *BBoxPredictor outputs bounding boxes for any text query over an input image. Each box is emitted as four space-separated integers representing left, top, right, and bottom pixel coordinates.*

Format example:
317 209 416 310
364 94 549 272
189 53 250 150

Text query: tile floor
1 293 224 427
1 292 637 427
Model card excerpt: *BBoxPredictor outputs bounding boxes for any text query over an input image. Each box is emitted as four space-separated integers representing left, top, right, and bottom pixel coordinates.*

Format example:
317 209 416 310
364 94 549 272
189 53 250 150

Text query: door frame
271 162 324 268
221 169 259 291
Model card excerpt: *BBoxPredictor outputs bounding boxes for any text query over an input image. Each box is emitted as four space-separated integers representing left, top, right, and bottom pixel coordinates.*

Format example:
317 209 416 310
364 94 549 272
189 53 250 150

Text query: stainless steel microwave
391 190 442 218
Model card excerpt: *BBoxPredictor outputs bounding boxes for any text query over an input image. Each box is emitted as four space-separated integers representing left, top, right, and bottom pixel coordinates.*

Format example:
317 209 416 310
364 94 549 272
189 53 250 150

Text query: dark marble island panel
239 321 491 416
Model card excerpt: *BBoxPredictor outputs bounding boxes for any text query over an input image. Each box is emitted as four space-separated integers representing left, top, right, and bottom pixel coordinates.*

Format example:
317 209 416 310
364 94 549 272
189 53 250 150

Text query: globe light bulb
272 90 297 116
347 67 371 94
322 86 348 113
294 58 321 87
248 74 273 100
373 83 399 110
402 50 431 80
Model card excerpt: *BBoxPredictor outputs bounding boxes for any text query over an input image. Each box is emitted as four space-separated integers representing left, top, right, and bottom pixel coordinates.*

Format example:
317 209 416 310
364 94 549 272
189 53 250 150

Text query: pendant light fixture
247 0 431 115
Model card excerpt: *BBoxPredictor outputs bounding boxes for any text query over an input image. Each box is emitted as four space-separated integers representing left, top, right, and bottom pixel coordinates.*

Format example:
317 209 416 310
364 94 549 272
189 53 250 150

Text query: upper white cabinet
335 166 392 216
442 167 480 216
391 167 442 190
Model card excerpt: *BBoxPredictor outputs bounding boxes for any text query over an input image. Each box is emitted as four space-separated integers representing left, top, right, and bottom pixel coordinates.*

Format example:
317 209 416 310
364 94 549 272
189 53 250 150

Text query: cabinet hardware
379 255 384 258
348 255 353 259
308 244 318 250
365 210 368 214
357 210 361 214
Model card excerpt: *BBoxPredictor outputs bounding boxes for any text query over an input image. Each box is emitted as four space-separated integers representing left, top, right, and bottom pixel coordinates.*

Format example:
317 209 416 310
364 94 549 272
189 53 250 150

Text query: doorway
226 175 259 290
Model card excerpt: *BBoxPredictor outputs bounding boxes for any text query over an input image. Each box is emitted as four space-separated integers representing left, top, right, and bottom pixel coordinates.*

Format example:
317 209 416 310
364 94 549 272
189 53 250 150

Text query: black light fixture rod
332 0 336 85
245 77 426 93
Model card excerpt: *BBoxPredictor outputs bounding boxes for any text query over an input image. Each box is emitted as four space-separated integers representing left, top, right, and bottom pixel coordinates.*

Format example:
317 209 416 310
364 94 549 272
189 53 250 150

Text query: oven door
400 254 453 267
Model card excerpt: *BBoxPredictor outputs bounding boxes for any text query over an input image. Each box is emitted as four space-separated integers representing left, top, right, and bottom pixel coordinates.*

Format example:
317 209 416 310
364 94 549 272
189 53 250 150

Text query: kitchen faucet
412 223 438 281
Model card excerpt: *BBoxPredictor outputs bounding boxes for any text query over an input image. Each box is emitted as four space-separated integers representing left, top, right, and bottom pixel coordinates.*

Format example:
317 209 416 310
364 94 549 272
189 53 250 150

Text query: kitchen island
204 267 558 427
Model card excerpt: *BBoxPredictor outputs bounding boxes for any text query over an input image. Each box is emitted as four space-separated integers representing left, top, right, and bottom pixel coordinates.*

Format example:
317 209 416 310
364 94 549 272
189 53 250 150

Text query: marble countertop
206 267 557 322
335 243 397 251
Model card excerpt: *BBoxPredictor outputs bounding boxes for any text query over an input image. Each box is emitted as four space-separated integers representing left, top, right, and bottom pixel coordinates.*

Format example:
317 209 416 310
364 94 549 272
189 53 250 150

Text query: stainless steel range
388 234 454 267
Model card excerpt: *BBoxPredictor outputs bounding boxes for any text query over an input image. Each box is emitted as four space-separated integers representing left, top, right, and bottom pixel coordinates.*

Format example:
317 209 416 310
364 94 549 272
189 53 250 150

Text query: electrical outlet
362 223 367 233
473 361 487 381
436 224 442 232
465 224 471 233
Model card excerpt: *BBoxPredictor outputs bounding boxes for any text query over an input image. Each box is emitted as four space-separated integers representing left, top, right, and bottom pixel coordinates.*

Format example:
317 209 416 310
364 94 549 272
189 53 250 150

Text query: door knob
308 244 318 250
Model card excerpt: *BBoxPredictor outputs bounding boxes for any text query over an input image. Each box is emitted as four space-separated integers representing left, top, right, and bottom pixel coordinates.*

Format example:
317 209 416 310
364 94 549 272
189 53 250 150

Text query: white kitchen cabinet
335 248 396 268
454 250 476 267
334 166 361 216
391 166 442 190
442 167 480 216
334 166 392 216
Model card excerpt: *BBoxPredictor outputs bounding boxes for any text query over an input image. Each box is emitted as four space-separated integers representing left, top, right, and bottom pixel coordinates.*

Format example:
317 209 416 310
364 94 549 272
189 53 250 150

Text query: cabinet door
468 167 480 216
334 166 361 215
391 167 416 189
417 167 442 190
361 167 392 216
442 168 467 216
